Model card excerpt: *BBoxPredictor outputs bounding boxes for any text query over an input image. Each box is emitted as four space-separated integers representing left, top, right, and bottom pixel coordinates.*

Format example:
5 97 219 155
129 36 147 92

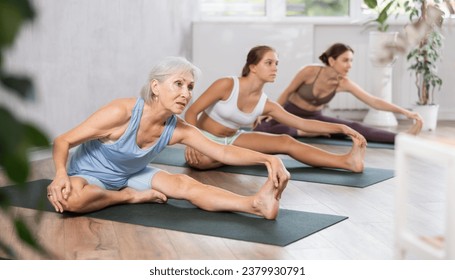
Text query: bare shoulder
304 65 323 74
169 116 199 145
211 76 235 91
201 76 235 100
338 76 358 92
264 99 286 116
97 97 137 123
296 65 320 79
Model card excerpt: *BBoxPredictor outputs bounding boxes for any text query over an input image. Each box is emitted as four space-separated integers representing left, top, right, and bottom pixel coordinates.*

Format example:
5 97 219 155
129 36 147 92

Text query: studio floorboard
1 120 453 260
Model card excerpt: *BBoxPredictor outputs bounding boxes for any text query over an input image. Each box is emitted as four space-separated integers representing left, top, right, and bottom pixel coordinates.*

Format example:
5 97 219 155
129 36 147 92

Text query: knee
62 192 84 213
62 182 102 213
278 134 296 147
173 174 197 192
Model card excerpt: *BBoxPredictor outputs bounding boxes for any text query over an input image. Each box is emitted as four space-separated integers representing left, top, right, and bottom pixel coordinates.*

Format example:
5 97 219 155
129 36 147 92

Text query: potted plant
363 0 401 32
0 0 50 258
363 0 402 64
403 0 445 131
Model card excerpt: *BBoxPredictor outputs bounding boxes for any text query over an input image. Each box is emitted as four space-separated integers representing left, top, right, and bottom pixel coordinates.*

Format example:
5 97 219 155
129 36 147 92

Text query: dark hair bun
318 53 328 64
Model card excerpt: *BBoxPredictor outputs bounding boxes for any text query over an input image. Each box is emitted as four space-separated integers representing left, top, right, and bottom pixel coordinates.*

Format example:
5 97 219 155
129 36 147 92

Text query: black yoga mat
297 137 395 150
151 147 394 188
1 179 347 246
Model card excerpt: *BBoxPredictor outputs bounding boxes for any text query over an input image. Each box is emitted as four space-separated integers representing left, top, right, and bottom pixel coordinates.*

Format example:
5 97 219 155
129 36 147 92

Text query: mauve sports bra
296 67 338 106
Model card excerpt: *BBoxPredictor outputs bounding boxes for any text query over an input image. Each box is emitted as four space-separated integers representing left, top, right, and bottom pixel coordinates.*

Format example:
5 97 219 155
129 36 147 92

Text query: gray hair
140 56 201 103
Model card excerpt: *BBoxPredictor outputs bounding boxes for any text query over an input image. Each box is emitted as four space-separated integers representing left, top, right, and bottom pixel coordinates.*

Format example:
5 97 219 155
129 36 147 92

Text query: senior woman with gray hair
46 57 289 220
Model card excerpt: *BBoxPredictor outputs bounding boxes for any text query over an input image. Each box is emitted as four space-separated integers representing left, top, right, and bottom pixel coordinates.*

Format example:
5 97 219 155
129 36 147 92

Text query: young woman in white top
184 46 367 172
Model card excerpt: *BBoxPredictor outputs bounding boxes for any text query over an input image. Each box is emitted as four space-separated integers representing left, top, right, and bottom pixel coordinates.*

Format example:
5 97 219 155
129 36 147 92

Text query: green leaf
0 72 35 100
0 106 22 152
381 1 396 14
0 239 16 259
0 107 49 184
1 152 29 183
0 2 22 47
14 217 44 253
23 123 50 148
0 0 35 48
364 0 378 9
0 191 11 210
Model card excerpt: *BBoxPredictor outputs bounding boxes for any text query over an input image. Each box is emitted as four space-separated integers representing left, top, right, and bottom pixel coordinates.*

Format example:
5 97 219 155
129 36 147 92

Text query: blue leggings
254 102 396 143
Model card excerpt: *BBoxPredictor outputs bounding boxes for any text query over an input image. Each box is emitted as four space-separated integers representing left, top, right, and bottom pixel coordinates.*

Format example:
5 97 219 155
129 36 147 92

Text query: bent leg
184 146 224 170
233 132 364 172
63 176 166 213
151 170 280 219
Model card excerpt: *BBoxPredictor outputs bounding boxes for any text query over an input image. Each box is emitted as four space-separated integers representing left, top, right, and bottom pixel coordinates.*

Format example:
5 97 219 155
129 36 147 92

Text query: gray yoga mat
151 147 394 188
1 179 347 246
297 137 395 149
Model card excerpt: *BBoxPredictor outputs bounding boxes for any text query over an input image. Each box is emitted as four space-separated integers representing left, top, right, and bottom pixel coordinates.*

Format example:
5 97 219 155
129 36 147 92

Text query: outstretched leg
234 132 365 172
185 132 365 172
255 102 397 143
151 171 280 219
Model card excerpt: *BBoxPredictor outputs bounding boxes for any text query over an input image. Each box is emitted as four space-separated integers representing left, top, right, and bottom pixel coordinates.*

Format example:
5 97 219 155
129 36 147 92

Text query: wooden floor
0 121 453 260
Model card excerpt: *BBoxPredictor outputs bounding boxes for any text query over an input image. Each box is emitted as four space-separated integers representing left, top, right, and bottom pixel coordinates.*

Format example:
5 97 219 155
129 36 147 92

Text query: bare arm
185 77 232 125
344 79 422 123
173 119 290 197
48 99 132 212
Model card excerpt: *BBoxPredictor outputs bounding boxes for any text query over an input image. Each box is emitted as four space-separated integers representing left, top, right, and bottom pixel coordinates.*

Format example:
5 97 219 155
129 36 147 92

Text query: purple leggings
254 102 396 143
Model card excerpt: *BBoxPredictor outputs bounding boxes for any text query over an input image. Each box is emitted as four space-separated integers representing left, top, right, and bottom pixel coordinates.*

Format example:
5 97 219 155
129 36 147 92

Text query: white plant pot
413 104 439 131
363 31 399 127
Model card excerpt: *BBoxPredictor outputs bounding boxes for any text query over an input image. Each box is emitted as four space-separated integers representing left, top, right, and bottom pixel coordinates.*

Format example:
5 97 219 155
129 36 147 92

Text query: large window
198 0 454 20
198 0 362 19
286 0 350 17
199 0 266 17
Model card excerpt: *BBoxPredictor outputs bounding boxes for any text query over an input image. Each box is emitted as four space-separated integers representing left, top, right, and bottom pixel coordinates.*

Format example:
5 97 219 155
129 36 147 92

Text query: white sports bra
205 76 268 130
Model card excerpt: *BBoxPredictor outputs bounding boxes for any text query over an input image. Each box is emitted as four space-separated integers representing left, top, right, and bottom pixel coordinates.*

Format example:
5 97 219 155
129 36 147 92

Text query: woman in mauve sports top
254 43 423 144
184 45 366 172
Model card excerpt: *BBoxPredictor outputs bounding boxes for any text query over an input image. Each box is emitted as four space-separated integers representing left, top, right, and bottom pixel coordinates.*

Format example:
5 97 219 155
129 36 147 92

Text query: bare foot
405 119 423 135
421 235 444 248
345 136 365 173
252 178 280 220
121 187 167 204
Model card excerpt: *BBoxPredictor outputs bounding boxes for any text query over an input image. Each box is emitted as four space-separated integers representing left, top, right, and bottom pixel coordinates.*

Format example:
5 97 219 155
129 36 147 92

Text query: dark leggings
254 102 396 143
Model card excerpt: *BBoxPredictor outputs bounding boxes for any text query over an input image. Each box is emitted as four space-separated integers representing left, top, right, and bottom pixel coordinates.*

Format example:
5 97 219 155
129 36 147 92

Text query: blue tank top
68 98 177 188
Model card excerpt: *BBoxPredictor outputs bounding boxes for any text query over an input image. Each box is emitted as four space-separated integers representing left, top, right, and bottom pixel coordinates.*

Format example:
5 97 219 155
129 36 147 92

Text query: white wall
193 21 455 121
192 22 313 102
2 2 454 143
0 0 197 139
314 24 455 121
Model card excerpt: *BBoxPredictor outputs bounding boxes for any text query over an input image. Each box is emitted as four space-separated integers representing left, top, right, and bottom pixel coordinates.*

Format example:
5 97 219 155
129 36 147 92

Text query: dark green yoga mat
151 147 394 188
0 179 347 246
297 137 394 150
